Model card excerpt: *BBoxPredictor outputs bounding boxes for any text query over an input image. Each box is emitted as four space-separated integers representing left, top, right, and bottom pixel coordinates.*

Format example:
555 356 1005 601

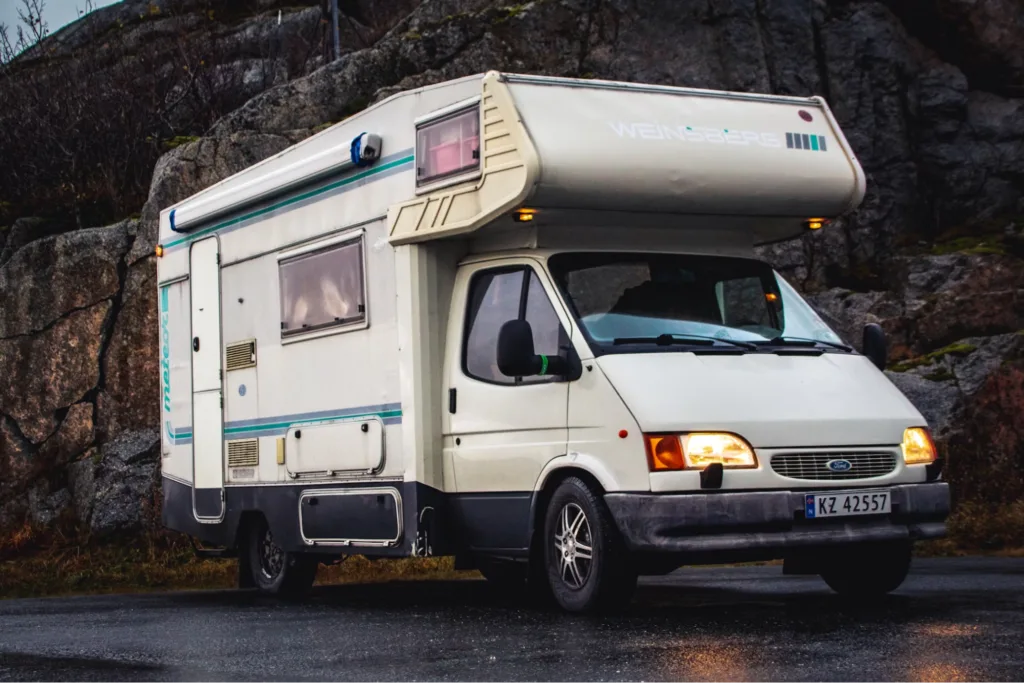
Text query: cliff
1 0 1022 546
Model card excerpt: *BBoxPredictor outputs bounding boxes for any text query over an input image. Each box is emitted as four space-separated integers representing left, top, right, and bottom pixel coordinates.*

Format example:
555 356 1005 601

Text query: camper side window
463 267 566 385
279 237 366 337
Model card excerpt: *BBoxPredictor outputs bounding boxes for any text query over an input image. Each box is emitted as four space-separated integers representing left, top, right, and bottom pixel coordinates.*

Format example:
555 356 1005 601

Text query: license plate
805 490 890 519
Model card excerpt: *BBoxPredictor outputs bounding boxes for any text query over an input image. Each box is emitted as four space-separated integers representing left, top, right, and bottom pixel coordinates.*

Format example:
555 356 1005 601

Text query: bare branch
0 24 15 65
16 0 49 45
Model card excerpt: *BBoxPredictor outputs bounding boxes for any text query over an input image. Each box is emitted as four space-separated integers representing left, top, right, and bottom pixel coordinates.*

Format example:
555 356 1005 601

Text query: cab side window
464 267 567 385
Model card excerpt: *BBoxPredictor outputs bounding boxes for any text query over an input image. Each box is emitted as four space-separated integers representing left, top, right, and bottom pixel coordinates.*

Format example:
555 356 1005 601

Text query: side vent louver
225 339 256 371
227 439 259 468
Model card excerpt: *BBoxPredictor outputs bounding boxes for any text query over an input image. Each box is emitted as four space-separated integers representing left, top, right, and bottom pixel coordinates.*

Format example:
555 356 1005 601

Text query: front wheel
246 517 318 597
544 477 637 613
820 541 912 597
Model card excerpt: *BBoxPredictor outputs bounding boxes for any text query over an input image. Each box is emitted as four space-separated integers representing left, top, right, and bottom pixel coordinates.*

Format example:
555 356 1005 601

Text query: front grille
770 451 896 480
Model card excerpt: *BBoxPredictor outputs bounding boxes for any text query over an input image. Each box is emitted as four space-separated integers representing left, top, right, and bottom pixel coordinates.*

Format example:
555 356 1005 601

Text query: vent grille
227 439 259 468
225 340 256 371
770 452 897 480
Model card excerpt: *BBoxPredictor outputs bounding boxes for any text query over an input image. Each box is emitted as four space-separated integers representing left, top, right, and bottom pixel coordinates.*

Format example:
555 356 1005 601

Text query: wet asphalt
1 557 1022 681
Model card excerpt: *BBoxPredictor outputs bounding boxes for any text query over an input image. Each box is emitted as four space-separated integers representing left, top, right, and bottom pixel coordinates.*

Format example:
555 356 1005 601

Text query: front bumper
605 482 949 560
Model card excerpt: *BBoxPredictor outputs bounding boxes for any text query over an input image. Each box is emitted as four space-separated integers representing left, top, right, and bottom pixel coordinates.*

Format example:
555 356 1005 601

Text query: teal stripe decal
224 409 403 437
164 152 414 251
164 404 403 445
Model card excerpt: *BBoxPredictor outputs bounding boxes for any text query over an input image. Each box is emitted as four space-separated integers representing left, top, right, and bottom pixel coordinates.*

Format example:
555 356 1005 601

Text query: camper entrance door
189 236 226 522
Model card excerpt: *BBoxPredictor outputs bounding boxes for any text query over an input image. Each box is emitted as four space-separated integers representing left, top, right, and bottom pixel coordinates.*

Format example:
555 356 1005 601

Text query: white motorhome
157 72 949 612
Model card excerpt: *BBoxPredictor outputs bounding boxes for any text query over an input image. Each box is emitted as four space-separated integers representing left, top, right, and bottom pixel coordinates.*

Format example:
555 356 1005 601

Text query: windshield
547 252 845 353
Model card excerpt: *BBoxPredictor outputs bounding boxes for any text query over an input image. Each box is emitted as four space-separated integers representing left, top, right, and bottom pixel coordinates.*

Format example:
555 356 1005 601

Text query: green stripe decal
164 154 414 250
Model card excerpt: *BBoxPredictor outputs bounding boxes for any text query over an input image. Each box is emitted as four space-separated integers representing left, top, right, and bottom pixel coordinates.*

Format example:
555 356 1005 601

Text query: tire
820 541 912 597
543 476 637 613
246 516 318 597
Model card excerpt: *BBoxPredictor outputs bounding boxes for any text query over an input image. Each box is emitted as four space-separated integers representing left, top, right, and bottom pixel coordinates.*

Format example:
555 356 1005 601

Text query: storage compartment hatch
285 418 385 478
299 488 402 546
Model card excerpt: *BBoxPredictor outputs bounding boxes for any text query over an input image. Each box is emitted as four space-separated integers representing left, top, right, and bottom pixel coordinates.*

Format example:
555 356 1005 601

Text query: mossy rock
890 342 978 372
161 136 201 151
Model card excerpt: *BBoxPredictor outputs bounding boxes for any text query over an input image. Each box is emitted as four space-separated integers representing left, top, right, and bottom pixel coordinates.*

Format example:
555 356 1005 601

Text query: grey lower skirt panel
162 476 448 557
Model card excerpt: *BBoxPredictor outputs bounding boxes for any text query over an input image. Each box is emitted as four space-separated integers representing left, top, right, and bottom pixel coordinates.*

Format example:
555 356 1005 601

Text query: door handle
192 337 200 352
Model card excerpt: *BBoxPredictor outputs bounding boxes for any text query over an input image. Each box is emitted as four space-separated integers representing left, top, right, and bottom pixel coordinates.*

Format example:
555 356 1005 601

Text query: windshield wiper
764 335 853 352
613 333 757 350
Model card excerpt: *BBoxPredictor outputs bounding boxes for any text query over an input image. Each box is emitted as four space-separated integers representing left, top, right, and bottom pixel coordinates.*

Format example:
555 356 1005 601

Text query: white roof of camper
159 72 866 256
507 74 865 217
388 73 865 245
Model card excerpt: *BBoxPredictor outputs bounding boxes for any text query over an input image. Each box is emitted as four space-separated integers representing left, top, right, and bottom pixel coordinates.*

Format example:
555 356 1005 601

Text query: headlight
645 432 757 471
902 427 937 465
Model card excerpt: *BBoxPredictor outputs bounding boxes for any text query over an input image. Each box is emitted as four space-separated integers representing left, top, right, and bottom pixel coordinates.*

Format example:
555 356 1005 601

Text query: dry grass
0 523 475 600
919 500 1024 557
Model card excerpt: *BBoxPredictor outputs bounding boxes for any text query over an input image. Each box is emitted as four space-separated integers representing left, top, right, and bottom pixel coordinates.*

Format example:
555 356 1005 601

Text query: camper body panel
157 76 485 556
155 73 948 602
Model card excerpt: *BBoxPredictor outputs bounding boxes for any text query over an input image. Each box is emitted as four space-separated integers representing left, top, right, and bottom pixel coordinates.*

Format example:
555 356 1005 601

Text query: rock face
1 0 1022 545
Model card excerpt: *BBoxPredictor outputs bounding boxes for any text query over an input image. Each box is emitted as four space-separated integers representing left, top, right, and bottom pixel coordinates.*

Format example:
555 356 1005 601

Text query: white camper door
189 237 225 522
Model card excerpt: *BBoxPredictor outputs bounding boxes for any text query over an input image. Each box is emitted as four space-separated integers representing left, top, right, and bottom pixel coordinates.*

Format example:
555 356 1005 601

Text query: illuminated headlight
902 427 938 465
645 432 757 471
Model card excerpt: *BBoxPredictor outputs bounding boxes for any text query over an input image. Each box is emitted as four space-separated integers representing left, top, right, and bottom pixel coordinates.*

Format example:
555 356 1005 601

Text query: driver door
443 260 571 552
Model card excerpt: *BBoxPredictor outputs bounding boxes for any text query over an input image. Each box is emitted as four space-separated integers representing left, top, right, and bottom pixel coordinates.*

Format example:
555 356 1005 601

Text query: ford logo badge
827 459 853 472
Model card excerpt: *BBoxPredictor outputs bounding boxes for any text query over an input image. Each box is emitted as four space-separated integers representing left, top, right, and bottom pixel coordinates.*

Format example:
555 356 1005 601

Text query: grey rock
0 414 34 499
880 0 1024 97
0 302 110 443
0 222 130 339
886 370 963 440
0 218 66 267
36 402 95 466
97 258 159 440
67 453 97 525
26 482 71 527
86 428 161 537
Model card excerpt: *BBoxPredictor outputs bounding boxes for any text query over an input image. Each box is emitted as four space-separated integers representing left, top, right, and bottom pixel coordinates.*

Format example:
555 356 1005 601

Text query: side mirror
862 323 887 371
497 319 571 378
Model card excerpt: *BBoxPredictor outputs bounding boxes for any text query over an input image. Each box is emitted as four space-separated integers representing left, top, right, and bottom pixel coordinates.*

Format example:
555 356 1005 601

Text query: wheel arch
528 458 614 559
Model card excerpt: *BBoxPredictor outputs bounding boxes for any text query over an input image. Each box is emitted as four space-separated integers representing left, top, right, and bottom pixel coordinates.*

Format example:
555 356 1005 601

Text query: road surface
1 557 1023 681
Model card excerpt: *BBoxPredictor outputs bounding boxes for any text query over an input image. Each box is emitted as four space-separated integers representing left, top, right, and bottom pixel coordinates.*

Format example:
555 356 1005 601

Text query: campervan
157 72 949 612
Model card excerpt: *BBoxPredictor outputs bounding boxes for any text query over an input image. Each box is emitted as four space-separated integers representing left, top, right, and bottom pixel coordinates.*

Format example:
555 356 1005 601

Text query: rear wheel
246 517 318 597
544 477 637 613
820 541 912 597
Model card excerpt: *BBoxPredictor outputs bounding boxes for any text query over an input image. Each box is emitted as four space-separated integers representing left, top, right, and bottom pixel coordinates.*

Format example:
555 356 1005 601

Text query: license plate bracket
805 490 891 519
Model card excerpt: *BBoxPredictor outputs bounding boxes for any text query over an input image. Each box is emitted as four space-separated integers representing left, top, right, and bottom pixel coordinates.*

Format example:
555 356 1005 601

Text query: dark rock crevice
0 298 117 344
88 233 136 443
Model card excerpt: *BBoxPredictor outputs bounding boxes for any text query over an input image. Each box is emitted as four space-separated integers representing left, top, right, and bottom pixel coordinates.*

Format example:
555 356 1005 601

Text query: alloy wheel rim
554 502 593 589
259 527 285 580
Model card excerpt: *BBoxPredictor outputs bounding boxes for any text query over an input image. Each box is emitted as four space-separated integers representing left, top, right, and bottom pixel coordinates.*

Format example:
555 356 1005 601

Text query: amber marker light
513 207 537 222
645 434 685 471
902 427 938 465
765 292 779 303
805 217 830 230
155 244 165 258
